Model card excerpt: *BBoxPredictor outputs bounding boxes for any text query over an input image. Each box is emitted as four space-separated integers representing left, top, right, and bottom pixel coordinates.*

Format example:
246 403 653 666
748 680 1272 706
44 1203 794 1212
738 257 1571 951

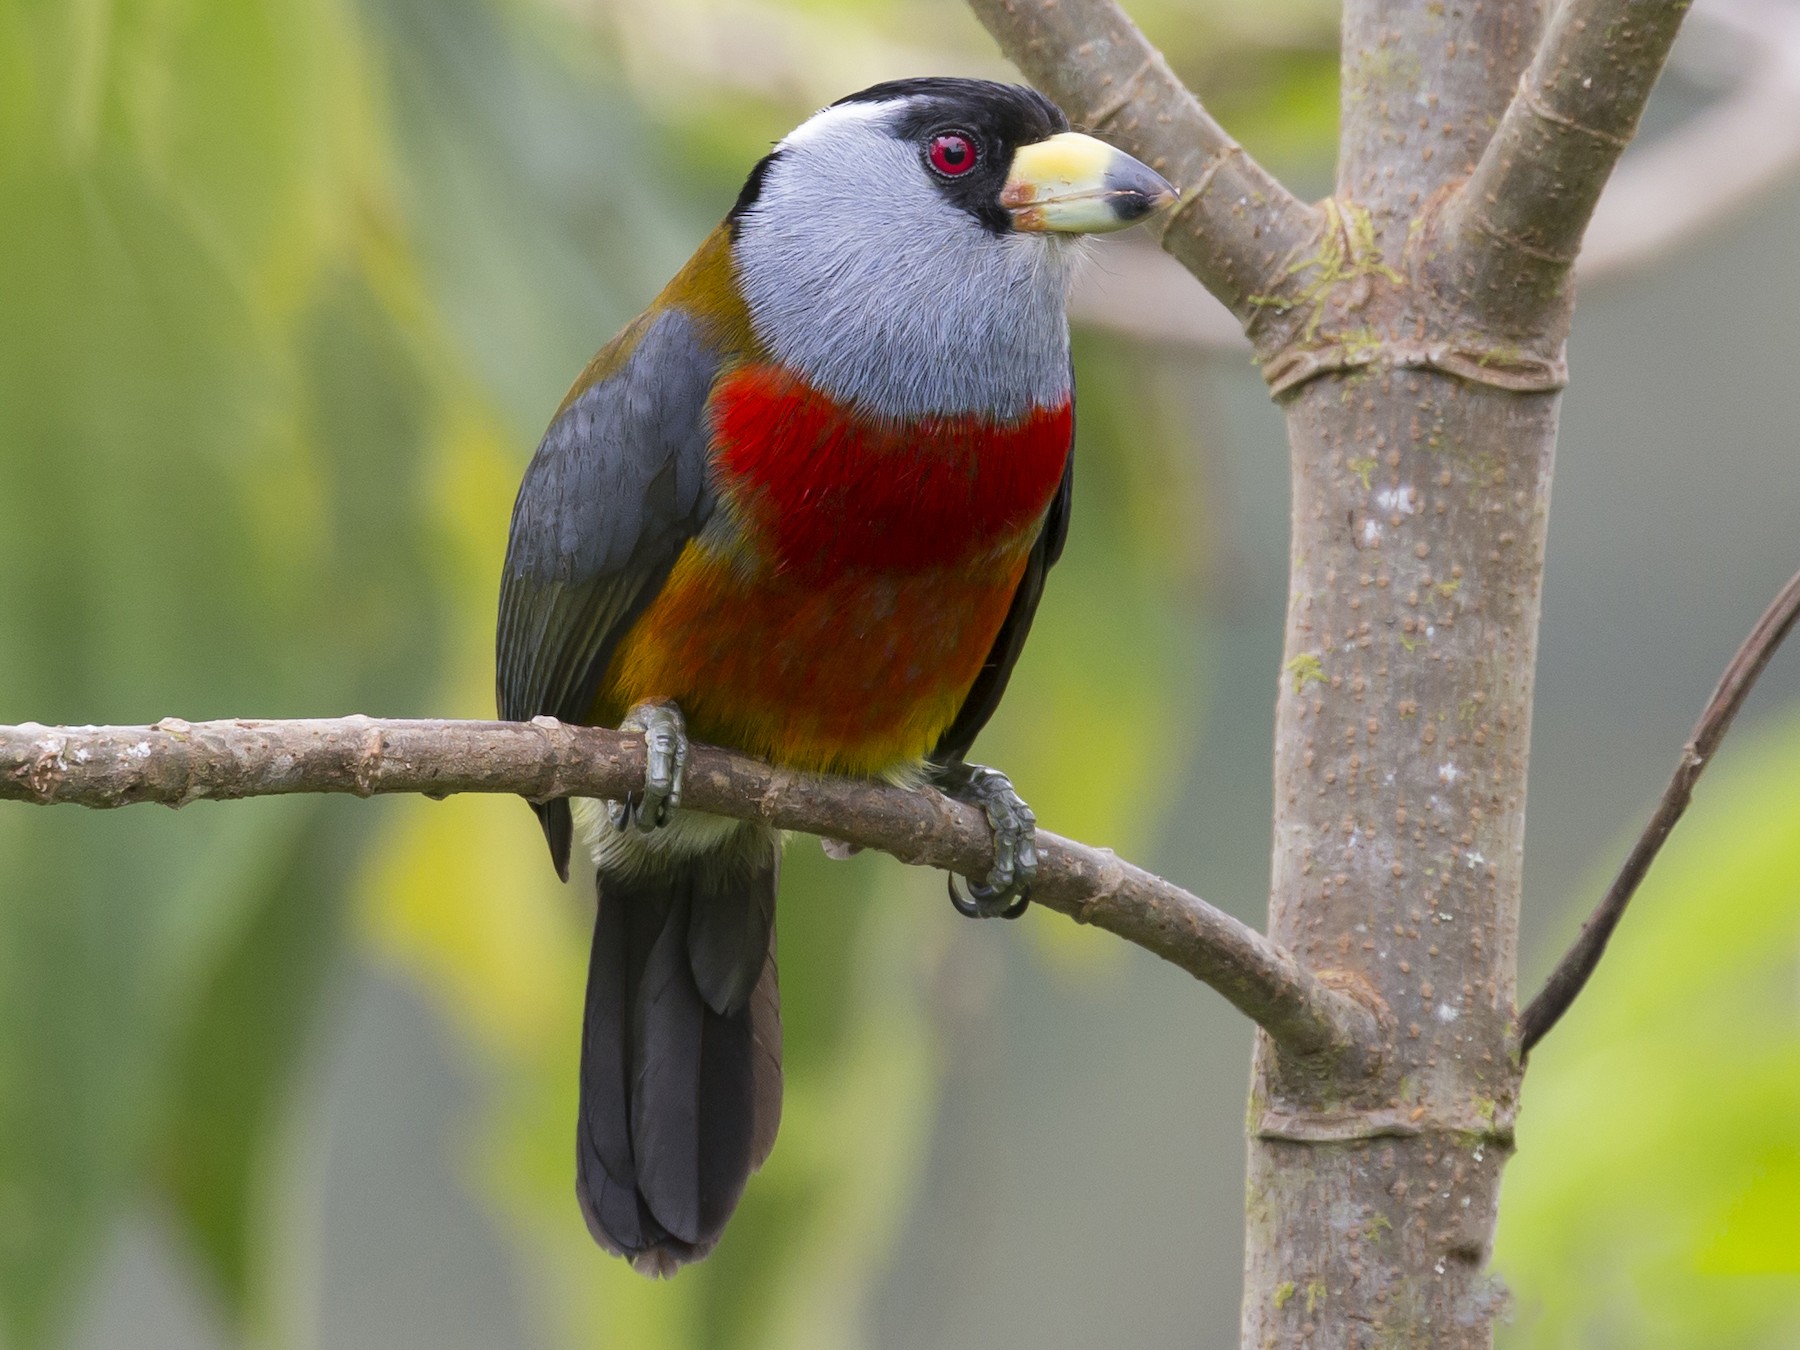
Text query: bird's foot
933 762 1036 920
607 701 687 833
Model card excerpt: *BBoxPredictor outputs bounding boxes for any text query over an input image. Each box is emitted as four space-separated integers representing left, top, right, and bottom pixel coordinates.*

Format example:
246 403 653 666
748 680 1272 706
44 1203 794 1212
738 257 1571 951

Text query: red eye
927 132 979 177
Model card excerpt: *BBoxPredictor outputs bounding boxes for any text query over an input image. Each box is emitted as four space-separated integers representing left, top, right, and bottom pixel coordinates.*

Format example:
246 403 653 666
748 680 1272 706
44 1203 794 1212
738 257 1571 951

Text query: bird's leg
606 700 687 833
930 762 1037 919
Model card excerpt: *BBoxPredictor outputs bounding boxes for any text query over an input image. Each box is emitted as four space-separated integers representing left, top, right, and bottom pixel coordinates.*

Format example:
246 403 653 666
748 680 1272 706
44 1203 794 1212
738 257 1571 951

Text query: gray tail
576 832 782 1276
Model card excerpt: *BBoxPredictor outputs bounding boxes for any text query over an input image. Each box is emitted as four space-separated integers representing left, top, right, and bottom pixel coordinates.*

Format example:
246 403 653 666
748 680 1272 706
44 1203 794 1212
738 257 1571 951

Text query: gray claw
609 702 686 833
938 763 1037 919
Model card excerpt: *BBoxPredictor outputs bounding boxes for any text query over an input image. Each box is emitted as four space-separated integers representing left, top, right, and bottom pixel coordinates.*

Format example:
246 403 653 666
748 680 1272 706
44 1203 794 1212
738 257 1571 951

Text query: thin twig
1520 565 1800 1053
0 715 1381 1067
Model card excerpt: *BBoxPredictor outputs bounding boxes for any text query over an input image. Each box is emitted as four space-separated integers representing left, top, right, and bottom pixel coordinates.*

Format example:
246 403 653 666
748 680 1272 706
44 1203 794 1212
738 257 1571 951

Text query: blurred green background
1 0 1796 1345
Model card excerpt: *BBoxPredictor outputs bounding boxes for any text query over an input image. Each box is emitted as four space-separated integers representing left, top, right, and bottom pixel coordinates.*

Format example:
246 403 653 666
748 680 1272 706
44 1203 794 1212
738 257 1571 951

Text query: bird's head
726 78 1176 420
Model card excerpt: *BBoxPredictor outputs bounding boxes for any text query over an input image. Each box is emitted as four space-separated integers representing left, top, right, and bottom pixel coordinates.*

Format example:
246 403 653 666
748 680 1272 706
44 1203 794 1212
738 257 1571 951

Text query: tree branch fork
0 714 1383 1071
974 0 1697 396
968 0 1738 1058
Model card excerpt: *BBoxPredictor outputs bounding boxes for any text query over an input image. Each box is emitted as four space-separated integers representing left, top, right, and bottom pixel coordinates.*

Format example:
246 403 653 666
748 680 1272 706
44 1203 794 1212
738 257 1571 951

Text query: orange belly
594 543 1029 777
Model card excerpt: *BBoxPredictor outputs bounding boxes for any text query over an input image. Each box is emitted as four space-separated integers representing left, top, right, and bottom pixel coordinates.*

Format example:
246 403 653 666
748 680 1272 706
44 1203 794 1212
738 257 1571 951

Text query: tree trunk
1244 378 1551 1344
1242 1 1551 1343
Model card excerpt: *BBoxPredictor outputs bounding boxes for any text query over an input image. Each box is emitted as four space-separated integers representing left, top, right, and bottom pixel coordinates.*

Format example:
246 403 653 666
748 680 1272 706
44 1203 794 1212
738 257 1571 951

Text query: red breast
593 364 1072 775
710 364 1072 575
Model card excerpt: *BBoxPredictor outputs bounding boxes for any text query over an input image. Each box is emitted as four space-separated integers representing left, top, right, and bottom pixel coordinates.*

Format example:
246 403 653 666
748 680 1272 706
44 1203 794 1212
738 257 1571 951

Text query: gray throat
730 108 1080 421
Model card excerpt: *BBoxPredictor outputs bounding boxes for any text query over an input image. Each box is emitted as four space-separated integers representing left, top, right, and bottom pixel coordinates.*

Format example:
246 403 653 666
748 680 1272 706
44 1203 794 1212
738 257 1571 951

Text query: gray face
729 96 1083 422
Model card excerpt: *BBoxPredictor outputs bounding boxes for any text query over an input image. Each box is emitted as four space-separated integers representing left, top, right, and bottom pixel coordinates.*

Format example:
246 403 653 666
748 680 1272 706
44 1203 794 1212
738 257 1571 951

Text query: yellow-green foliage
1497 710 1800 1348
0 0 430 1341
0 0 1248 1345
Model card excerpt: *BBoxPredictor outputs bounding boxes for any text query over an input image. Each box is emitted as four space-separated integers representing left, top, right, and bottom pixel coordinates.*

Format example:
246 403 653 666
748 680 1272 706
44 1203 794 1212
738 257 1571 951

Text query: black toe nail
948 875 981 918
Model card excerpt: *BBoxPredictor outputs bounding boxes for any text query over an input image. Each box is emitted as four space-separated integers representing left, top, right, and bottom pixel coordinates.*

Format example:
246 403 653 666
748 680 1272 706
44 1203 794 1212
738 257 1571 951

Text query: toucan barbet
496 78 1175 1274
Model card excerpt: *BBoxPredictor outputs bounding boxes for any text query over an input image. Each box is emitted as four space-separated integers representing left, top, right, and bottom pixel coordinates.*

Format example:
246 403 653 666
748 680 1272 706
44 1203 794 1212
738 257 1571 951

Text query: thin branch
1444 0 1698 329
965 0 1320 327
0 715 1381 1066
1520 564 1800 1054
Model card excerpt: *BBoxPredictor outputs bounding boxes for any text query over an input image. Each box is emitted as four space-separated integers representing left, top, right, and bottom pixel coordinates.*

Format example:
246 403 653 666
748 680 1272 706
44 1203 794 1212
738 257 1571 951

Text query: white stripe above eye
732 99 1080 421
779 99 904 147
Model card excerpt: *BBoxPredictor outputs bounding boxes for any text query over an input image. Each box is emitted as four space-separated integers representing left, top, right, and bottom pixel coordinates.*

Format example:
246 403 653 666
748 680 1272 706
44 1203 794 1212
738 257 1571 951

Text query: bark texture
1245 379 1551 1346
963 0 1322 324
1237 4 1551 1344
1446 0 1695 331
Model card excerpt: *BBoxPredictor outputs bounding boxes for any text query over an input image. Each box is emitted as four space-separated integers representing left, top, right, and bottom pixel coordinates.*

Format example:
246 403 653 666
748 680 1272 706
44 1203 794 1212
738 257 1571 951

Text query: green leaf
0 3 450 1339
153 804 355 1321
1497 706 1800 1348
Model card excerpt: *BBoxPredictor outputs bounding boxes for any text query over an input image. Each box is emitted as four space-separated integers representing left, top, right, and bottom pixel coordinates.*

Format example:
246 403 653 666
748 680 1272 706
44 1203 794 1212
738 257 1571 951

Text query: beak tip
1110 184 1177 225
1102 163 1178 226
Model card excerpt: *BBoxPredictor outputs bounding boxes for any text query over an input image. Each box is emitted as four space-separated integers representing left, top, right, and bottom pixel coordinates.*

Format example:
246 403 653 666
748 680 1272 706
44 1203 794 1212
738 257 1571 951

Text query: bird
496 77 1175 1276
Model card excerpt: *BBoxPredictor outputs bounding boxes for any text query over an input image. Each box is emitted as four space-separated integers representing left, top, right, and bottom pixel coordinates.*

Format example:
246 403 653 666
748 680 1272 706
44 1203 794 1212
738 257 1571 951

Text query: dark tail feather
576 832 782 1275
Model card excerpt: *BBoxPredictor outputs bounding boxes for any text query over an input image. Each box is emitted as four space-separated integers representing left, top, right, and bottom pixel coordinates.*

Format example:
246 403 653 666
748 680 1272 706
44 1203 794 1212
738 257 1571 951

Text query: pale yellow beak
1000 132 1178 234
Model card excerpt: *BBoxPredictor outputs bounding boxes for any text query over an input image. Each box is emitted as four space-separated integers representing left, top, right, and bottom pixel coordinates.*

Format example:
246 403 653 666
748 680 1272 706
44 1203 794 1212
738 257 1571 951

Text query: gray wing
497 308 719 879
